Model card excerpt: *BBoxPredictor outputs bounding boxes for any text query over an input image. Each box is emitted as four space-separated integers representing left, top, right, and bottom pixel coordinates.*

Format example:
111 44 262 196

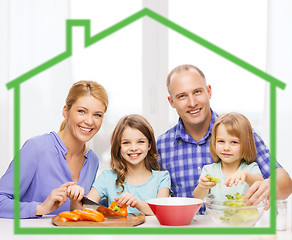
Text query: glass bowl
204 194 266 227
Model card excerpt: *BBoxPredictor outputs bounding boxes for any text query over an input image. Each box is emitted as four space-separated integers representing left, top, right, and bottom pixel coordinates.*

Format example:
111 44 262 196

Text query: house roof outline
7 7 280 235
6 8 286 90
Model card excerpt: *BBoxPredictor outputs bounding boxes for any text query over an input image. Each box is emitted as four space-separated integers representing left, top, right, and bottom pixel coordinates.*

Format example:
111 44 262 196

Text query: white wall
267 0 292 177
1 0 291 182
0 0 11 176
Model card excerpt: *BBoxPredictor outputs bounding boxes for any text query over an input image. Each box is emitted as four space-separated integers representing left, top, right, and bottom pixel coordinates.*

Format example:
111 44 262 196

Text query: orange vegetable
72 208 105 222
79 209 105 222
72 209 86 221
59 211 80 221
58 216 69 222
109 201 128 217
97 206 123 217
72 209 83 215
83 208 103 215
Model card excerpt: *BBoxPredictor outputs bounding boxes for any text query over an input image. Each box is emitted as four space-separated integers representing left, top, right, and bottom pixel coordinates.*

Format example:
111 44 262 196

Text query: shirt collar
174 108 218 144
51 131 68 156
50 131 89 159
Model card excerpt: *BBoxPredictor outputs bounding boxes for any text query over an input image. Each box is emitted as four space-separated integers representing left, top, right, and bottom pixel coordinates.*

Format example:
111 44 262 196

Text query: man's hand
244 179 270 210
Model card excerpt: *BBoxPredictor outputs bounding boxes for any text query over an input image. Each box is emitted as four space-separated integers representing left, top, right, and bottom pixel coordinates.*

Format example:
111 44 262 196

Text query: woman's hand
35 182 75 216
225 170 247 187
67 184 85 201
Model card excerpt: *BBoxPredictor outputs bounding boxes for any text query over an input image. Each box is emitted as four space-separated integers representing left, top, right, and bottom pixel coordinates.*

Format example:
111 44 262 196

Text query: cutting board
52 213 145 227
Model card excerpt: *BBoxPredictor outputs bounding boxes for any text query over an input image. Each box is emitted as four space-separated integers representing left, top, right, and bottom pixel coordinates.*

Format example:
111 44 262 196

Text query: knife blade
81 196 103 209
80 197 124 219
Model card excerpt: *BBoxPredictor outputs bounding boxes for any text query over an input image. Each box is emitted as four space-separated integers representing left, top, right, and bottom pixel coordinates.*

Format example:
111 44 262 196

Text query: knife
81 196 103 209
81 197 124 218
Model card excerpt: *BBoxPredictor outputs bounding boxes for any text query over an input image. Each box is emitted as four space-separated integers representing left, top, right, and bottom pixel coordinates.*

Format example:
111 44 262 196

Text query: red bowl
147 197 203 226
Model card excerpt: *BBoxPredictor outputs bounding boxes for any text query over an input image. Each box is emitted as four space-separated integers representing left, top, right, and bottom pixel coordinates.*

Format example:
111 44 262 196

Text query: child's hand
225 170 247 187
198 175 216 190
67 184 84 201
115 192 139 208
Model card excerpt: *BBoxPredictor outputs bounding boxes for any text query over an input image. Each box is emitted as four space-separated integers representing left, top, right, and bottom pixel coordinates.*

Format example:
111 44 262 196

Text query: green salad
220 193 259 226
205 174 220 184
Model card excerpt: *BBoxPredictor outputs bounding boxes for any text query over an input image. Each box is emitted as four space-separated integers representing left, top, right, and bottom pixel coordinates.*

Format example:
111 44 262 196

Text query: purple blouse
0 132 99 218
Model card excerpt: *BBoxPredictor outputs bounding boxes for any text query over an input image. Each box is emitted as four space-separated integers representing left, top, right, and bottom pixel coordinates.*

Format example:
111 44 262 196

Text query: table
0 211 290 240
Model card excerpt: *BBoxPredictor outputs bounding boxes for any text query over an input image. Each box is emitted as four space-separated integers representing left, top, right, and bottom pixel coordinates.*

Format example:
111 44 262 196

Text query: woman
0 80 108 218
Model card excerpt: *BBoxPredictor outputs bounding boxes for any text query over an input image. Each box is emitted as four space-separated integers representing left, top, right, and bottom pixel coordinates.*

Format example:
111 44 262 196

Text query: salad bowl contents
204 193 266 227
147 197 203 226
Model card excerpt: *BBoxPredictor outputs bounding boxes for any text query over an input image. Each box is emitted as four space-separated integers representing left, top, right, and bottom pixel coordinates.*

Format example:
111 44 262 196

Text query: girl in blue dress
69 114 171 215
193 112 264 200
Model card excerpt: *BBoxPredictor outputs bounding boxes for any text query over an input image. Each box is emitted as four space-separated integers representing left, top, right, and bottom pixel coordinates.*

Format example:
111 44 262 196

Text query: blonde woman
193 112 264 200
0 81 108 218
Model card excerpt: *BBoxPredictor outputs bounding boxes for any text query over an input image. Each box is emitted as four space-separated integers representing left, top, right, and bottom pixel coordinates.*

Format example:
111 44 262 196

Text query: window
70 0 143 172
169 0 268 136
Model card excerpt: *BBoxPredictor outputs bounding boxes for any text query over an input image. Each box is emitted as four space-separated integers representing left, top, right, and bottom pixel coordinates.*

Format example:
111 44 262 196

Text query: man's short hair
167 64 206 95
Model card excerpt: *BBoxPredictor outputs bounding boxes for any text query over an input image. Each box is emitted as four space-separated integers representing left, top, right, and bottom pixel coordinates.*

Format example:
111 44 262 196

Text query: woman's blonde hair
110 114 160 192
210 112 256 164
59 80 108 131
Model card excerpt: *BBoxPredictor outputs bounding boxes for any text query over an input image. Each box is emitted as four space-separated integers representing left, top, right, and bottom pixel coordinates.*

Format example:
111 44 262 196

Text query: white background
0 0 291 238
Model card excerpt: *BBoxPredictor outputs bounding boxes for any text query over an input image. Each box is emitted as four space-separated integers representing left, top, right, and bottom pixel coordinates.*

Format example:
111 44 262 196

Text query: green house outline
6 8 285 235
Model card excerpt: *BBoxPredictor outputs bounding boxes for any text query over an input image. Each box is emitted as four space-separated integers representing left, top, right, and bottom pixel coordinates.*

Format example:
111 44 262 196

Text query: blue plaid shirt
157 109 280 214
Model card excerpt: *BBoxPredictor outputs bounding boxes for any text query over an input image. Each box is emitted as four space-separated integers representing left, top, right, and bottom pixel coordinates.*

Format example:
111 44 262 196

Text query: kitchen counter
1 211 291 240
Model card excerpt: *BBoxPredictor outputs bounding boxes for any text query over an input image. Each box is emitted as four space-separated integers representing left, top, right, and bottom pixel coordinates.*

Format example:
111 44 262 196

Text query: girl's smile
120 127 151 168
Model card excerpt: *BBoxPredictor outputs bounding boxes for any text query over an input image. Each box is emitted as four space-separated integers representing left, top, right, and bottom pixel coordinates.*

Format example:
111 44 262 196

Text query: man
157 64 292 212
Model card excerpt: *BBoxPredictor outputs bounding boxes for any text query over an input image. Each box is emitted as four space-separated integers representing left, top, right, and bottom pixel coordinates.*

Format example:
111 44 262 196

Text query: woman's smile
79 126 93 133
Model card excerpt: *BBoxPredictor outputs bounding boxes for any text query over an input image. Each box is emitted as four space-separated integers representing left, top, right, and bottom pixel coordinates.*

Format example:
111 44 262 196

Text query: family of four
0 64 291 218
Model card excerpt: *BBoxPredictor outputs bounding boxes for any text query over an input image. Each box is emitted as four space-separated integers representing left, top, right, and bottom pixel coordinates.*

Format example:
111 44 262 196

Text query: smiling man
157 64 292 213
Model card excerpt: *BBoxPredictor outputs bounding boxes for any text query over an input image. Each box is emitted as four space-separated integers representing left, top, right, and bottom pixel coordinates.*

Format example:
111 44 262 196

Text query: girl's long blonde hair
110 114 160 192
210 112 256 164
